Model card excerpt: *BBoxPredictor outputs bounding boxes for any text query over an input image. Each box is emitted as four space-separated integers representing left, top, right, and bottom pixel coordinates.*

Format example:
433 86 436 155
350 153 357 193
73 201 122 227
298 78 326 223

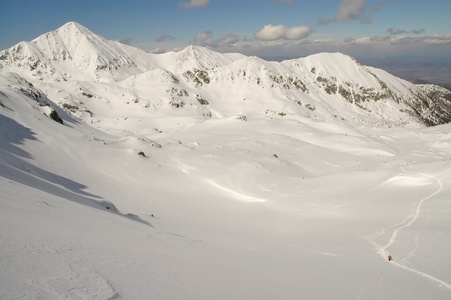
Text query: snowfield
1 22 451 299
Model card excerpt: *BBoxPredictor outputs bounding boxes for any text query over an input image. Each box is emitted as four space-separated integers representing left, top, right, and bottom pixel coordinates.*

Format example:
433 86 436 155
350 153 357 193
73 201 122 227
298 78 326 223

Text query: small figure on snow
387 255 392 261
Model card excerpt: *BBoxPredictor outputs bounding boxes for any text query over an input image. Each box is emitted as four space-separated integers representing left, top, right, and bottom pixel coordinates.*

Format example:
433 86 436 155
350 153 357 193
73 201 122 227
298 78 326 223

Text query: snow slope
1 22 451 299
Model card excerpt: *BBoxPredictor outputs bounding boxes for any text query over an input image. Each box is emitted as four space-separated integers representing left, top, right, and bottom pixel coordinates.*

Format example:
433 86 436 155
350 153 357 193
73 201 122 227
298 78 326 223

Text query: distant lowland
359 57 451 91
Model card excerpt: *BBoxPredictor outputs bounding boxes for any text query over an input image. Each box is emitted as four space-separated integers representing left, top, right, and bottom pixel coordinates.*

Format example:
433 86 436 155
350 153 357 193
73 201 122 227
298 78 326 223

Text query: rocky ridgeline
1 22 450 127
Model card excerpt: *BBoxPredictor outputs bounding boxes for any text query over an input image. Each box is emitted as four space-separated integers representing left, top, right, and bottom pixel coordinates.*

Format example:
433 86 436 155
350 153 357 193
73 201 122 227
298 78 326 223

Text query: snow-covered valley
1 22 451 299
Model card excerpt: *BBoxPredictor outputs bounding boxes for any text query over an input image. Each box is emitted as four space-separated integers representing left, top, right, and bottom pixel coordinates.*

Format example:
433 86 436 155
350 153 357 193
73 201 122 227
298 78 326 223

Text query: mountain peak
31 21 103 50
177 45 225 66
32 21 96 44
58 21 89 32
182 44 204 53
0 21 152 81
177 45 209 61
165 45 245 71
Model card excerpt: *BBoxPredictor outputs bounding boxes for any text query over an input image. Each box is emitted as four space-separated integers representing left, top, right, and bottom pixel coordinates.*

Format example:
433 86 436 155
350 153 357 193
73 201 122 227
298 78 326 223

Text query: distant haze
263 55 451 90
359 58 451 90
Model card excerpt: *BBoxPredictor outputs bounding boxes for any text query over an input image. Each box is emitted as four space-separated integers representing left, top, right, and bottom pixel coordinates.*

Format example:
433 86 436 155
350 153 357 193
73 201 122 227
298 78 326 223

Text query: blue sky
1 0 451 59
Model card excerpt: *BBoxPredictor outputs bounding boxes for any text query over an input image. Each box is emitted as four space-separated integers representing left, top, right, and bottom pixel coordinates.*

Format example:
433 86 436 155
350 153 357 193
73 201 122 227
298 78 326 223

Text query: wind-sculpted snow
1 22 451 299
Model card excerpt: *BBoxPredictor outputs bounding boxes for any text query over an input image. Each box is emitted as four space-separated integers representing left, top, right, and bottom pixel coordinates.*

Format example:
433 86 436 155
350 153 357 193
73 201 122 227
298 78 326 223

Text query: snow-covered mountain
0 22 159 81
2 22 451 299
1 21 450 129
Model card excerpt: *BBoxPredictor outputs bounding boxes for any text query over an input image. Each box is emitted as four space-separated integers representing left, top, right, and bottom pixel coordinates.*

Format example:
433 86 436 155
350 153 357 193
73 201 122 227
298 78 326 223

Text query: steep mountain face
0 22 155 81
283 53 451 126
1 21 450 129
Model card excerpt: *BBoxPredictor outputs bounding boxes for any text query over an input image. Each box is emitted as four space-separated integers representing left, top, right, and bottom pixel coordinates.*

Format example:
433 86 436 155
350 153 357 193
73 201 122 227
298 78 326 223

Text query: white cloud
194 31 214 46
117 36 132 45
254 24 312 41
180 0 209 9
255 25 286 41
424 33 451 45
284 26 312 40
143 31 451 61
148 48 165 54
193 31 240 47
318 0 371 25
155 34 174 42
387 28 425 35
225 32 451 60
335 0 366 22
216 33 241 46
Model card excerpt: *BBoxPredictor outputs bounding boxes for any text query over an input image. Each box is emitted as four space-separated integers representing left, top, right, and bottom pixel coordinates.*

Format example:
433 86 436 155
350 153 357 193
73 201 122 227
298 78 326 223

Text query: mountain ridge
1 21 451 128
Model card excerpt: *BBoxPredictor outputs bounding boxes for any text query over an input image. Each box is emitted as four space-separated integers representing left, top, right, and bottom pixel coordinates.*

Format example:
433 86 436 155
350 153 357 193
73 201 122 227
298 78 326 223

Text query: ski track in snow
365 167 451 292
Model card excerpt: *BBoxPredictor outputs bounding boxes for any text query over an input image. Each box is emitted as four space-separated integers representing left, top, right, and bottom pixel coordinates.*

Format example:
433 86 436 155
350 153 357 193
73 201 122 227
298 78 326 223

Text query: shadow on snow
0 115 150 226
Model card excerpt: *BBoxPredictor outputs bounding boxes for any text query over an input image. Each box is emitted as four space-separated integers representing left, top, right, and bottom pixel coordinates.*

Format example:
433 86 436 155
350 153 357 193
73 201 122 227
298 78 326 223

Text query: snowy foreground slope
1 22 451 299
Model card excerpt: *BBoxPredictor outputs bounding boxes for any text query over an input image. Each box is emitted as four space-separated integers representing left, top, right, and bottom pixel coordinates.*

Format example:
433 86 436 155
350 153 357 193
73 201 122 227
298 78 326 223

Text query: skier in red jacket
387 255 392 261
